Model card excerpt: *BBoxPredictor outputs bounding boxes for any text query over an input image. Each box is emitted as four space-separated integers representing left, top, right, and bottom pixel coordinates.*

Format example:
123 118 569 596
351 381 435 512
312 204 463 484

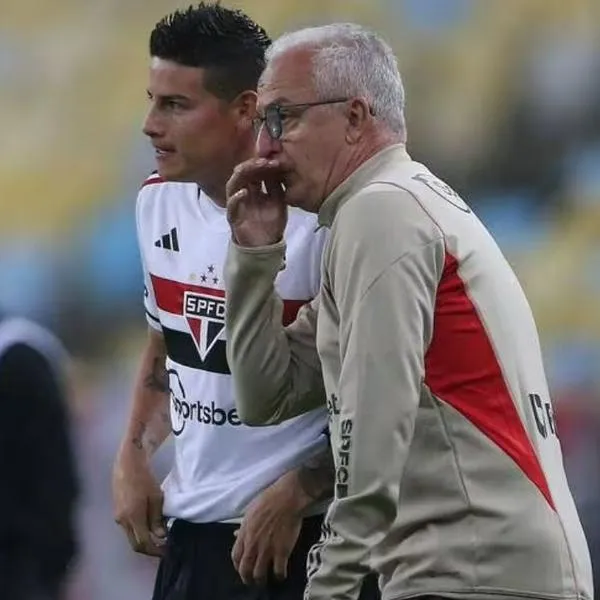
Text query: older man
223 22 593 600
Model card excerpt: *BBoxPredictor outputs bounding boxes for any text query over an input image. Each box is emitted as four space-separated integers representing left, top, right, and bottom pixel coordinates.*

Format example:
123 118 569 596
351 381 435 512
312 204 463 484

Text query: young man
112 5 379 600
223 22 594 600
0 313 79 599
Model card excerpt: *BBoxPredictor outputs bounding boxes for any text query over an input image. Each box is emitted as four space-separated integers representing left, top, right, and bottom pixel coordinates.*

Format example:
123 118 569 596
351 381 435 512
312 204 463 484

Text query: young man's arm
113 184 172 556
112 326 171 556
233 438 335 584
225 241 325 425
294 441 336 505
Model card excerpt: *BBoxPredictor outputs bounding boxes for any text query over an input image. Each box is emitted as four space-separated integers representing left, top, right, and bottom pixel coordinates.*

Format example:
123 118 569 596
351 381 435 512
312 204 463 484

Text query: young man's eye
158 99 186 111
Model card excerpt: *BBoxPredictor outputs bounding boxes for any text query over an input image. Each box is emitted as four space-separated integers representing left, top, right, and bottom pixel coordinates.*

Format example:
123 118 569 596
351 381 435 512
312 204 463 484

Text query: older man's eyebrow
258 96 294 110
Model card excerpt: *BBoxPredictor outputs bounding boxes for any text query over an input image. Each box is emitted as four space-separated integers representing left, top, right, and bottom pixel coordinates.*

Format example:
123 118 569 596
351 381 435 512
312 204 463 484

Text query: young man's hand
232 469 311 584
112 456 166 557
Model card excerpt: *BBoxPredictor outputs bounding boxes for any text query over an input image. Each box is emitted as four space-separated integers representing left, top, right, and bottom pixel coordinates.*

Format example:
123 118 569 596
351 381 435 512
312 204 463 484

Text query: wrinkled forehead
257 48 317 110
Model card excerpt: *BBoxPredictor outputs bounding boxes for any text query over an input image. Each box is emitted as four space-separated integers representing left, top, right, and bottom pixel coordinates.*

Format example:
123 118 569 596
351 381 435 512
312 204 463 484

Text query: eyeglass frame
253 97 352 140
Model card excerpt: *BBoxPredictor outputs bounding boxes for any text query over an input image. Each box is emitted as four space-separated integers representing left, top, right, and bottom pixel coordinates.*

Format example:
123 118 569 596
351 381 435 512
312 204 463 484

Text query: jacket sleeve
306 207 445 598
224 240 325 425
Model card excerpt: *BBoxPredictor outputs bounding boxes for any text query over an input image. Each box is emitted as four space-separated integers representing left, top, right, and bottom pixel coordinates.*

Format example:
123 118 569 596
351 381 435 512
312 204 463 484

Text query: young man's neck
196 142 256 207
199 181 228 207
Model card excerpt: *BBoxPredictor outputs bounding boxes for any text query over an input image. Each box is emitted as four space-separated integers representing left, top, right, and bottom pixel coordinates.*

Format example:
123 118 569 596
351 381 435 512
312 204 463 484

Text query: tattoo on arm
131 420 146 451
130 355 171 453
297 447 335 503
130 414 169 454
143 356 168 393
146 436 161 455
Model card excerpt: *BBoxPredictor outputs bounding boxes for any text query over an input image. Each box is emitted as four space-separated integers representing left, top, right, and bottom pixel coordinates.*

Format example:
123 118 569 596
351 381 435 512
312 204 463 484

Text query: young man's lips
153 146 175 155
154 148 175 159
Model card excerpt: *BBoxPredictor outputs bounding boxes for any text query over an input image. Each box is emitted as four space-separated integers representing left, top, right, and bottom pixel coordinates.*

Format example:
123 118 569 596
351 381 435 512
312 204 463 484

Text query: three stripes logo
305 518 334 594
155 227 180 252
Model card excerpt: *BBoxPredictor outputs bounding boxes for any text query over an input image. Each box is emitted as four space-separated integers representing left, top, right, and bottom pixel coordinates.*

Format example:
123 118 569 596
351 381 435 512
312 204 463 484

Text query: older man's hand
226 158 288 248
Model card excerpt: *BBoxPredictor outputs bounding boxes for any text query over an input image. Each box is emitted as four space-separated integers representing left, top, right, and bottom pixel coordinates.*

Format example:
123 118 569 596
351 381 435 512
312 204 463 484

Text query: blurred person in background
223 22 594 600
111 4 379 600
0 313 79 599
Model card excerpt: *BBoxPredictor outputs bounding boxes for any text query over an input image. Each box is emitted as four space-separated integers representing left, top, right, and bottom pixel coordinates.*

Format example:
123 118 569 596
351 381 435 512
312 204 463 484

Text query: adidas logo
155 227 179 252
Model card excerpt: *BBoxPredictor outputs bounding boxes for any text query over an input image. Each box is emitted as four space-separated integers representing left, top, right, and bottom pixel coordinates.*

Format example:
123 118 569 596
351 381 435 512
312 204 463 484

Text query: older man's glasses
253 98 349 140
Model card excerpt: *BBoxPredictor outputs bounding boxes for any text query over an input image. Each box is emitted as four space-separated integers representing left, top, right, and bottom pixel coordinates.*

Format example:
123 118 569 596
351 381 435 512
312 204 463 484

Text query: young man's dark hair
149 2 271 100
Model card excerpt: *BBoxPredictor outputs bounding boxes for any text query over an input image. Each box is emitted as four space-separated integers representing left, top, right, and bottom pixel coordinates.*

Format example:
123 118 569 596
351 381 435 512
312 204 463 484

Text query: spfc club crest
183 290 226 360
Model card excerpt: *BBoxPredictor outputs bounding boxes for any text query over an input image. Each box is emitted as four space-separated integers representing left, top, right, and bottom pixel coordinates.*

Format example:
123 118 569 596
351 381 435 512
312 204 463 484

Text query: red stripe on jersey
424 252 554 509
151 274 224 314
282 299 307 325
150 274 308 323
141 174 165 188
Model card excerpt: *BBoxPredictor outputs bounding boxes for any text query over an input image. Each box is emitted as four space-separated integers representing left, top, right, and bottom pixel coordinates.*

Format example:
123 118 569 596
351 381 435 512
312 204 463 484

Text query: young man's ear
233 90 258 126
345 97 371 144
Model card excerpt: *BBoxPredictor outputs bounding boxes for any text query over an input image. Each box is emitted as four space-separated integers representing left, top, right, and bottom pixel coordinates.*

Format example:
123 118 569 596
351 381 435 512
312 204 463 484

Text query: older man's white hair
264 23 406 136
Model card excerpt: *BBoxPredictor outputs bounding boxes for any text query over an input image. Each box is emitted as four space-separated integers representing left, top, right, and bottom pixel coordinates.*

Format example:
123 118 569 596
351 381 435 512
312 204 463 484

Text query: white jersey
136 173 329 523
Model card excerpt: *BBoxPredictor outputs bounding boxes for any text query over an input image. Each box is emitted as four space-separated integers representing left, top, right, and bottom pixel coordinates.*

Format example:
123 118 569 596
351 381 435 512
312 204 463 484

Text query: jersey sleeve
142 259 161 331
135 187 161 331
224 240 325 425
305 187 445 600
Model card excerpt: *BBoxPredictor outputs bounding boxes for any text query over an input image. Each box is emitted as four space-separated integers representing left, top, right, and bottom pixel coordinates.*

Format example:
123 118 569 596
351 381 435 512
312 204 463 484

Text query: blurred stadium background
2 0 599 597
